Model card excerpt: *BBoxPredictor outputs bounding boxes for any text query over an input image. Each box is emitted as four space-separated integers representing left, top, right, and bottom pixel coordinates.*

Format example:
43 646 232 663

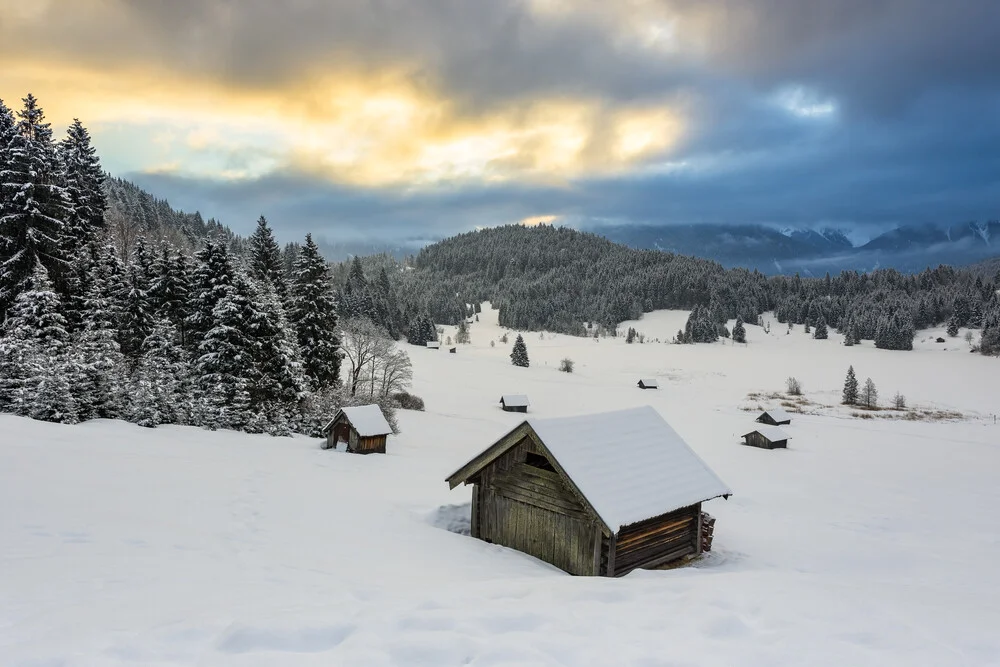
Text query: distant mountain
587 221 1000 275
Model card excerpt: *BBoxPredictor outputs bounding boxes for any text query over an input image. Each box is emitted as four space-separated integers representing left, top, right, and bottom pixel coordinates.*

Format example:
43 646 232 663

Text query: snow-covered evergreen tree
128 319 188 428
455 319 471 344
1 262 77 422
875 311 915 351
842 365 859 405
58 119 106 250
248 215 287 300
75 273 126 420
732 317 746 344
0 95 72 316
946 315 959 338
288 234 341 391
813 315 828 339
186 239 235 352
149 245 192 345
510 334 529 367
116 262 155 365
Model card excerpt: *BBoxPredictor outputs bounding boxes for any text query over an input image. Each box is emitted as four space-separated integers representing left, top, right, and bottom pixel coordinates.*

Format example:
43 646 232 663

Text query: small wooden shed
637 379 659 390
499 394 530 413
742 425 790 450
445 406 732 576
426 341 441 350
757 408 791 426
321 405 393 454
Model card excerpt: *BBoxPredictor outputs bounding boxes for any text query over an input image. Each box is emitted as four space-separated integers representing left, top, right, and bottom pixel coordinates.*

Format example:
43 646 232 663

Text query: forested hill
411 225 760 333
104 177 243 255
409 225 1000 353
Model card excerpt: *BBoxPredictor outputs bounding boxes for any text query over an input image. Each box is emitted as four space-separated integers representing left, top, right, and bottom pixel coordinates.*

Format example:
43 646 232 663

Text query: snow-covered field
3 305 999 666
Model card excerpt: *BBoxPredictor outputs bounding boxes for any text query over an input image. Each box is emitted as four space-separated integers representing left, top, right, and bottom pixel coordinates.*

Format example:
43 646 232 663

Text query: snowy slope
2 304 999 666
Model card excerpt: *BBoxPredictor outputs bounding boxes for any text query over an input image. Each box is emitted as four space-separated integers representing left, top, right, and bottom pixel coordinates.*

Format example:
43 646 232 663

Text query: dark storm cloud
5 1 999 239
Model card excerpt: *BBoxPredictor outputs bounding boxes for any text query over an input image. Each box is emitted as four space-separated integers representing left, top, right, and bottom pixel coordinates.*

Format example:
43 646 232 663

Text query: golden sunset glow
1 54 685 188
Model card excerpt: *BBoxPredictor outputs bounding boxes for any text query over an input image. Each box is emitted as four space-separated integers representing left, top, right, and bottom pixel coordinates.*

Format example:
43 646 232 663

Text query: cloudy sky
2 0 999 243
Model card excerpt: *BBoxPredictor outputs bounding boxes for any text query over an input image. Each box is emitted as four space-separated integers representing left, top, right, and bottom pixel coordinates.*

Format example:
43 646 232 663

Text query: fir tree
455 319 471 344
1 262 77 422
510 334 529 367
75 275 126 420
129 319 187 428
58 119 106 250
288 234 341 390
732 317 746 344
842 365 859 405
813 315 828 339
248 215 287 299
149 244 191 344
0 95 72 316
116 262 155 364
186 239 236 351
946 315 959 338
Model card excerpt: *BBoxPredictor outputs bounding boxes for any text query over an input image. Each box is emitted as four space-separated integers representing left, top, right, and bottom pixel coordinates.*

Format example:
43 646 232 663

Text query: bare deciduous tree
340 317 391 397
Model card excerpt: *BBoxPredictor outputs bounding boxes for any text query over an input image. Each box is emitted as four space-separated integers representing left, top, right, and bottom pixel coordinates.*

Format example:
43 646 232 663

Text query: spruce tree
116 262 155 365
946 315 959 338
0 95 72 316
192 280 258 431
58 119 106 250
288 234 341 390
732 317 746 344
75 275 126 420
455 318 471 344
510 334 529 367
813 315 828 339
128 319 187 428
248 215 287 299
842 365 859 405
186 239 235 351
2 262 78 422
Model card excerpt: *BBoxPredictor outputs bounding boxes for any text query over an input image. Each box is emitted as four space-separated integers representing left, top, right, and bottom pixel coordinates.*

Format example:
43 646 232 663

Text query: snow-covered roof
450 406 731 532
336 405 393 437
500 394 530 407
761 408 792 422
638 379 659 387
426 341 441 348
744 425 790 442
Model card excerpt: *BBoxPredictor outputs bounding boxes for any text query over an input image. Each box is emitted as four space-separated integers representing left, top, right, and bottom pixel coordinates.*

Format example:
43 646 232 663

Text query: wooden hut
321 405 393 454
426 341 441 350
449 347 457 353
756 408 792 426
445 406 732 576
741 425 790 450
637 379 659 390
499 395 530 413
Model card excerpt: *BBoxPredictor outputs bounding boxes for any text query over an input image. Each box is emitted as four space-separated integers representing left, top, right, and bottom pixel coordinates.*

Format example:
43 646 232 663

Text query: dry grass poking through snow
741 392 968 422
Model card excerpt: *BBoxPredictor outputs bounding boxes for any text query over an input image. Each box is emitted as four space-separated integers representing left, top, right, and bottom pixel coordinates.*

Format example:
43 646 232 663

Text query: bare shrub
392 392 425 411
786 377 802 395
559 358 574 373
892 392 906 410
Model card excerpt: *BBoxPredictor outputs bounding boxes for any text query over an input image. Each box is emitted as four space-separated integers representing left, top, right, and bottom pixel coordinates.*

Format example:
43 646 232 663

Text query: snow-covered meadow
2 305 999 666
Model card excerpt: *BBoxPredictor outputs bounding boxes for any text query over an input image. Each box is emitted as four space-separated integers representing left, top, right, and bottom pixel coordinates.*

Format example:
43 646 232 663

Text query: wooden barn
637 379 659 389
499 394 530 413
445 406 732 576
426 341 441 350
757 408 792 426
321 405 393 454
742 425 790 450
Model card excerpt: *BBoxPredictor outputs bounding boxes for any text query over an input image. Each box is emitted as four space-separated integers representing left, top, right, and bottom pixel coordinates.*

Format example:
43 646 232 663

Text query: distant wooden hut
445 406 732 576
637 379 659 389
756 408 792 426
449 347 457 353
499 394 529 413
426 341 441 350
742 425 790 450
321 405 393 454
